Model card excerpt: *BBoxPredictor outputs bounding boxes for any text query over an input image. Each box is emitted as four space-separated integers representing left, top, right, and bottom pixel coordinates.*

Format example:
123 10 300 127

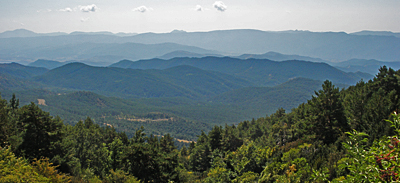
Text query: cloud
213 1 227 12
133 6 152 13
81 17 90 22
36 9 52 13
80 4 98 12
195 5 204 11
59 7 73 12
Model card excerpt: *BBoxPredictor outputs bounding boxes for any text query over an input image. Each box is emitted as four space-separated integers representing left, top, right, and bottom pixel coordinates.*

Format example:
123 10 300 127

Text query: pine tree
309 80 348 144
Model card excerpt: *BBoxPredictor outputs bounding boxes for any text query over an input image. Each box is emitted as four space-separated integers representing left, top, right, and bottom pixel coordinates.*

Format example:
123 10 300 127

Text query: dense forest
1 66 400 182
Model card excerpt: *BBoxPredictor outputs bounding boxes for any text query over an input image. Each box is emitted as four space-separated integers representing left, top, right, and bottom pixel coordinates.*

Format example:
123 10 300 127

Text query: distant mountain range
110 56 372 86
27 51 400 76
235 51 329 63
0 29 137 38
0 58 382 139
350 30 400 38
1 29 399 64
332 59 400 75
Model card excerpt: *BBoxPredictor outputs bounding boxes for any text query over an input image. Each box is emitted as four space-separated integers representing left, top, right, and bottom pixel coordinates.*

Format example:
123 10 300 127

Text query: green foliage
337 113 400 182
16 102 64 161
309 80 348 144
104 170 141 183
0 146 70 183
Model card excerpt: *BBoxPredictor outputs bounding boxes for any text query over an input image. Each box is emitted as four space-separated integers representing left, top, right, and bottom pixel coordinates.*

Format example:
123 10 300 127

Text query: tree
16 102 64 161
209 126 223 151
309 80 348 144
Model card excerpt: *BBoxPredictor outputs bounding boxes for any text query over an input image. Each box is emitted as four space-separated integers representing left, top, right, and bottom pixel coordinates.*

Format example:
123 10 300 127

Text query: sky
0 0 399 34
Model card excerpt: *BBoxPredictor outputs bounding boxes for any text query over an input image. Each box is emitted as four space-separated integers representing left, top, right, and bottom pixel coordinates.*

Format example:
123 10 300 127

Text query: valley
1 28 400 182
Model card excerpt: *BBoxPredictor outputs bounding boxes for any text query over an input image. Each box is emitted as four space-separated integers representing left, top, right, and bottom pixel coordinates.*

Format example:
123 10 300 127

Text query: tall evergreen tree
309 80 348 144
16 103 64 161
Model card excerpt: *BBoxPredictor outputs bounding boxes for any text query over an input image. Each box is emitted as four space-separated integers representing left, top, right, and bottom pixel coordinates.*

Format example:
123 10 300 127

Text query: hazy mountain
157 50 223 60
1 29 399 62
0 29 67 38
0 29 134 38
0 62 48 78
0 41 219 63
28 59 70 69
0 29 38 38
70 31 116 36
119 29 400 61
332 59 400 75
110 57 373 86
350 30 400 38
236 51 328 63
33 63 253 100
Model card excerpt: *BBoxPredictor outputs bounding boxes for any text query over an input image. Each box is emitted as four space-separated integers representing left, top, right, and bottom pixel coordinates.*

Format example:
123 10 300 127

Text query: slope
28 59 70 69
0 63 48 78
157 50 223 60
236 51 328 63
332 59 400 75
209 78 324 118
33 63 253 100
110 57 372 86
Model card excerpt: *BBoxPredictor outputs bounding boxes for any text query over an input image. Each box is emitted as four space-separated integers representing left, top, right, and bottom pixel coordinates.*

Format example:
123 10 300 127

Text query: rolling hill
110 57 373 86
28 59 70 69
157 50 223 60
235 51 328 63
33 63 253 100
332 59 400 75
209 78 324 117
0 62 48 78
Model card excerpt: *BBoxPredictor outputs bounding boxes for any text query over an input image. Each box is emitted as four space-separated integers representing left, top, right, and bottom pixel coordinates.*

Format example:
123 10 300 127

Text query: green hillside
110 57 372 86
210 78 323 117
0 62 48 78
33 63 253 100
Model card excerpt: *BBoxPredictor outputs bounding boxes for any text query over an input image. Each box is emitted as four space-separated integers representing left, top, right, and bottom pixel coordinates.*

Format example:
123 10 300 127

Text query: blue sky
0 0 399 33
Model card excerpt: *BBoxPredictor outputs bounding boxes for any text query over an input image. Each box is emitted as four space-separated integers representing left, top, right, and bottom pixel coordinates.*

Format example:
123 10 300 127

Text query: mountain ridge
1 29 399 62
110 56 373 86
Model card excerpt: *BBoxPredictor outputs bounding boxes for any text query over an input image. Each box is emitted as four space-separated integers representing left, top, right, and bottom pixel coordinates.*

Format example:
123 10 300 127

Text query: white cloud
133 6 152 13
59 7 73 12
196 5 204 11
213 1 227 12
36 9 52 13
80 4 98 12
81 17 90 22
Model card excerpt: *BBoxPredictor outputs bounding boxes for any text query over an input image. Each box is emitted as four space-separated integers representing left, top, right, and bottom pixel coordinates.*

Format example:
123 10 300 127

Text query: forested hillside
0 62 48 78
111 57 372 86
0 59 371 142
34 63 253 100
1 66 400 182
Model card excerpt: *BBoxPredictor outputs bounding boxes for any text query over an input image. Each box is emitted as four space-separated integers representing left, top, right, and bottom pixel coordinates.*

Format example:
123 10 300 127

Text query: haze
1 0 399 34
